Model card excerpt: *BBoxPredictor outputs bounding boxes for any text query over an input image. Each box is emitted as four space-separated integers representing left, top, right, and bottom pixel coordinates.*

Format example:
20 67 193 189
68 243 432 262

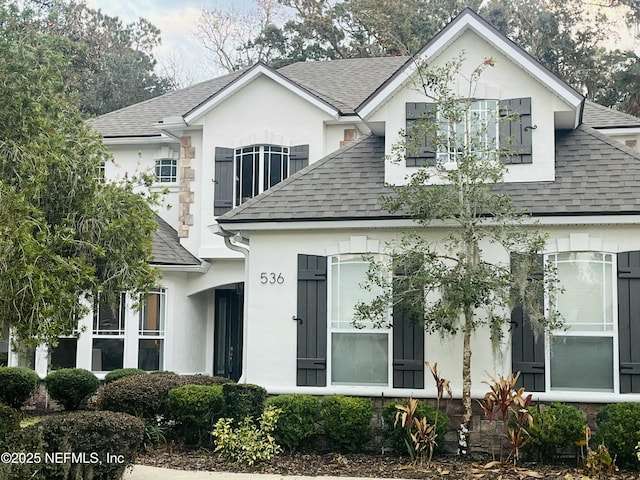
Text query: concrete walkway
123 465 390 480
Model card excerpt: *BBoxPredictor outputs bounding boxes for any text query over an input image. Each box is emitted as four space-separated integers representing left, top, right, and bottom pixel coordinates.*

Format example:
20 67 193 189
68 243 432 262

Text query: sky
86 0 261 84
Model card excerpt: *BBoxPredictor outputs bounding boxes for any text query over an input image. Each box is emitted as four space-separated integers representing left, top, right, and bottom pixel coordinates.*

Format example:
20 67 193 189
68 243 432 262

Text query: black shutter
618 251 640 393
214 147 234 215
499 98 532 164
296 254 327 386
290 144 309 175
393 255 424 388
406 102 436 167
511 253 545 391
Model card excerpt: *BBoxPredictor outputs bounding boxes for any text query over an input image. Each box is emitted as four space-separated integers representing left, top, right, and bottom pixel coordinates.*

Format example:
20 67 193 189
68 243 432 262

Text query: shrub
2 410 144 479
0 404 20 447
523 403 585 462
44 368 100 410
320 395 374 452
380 399 450 455
167 384 224 445
212 406 282 465
222 383 267 423
595 402 640 468
97 373 231 419
0 366 40 409
104 368 148 384
267 394 320 450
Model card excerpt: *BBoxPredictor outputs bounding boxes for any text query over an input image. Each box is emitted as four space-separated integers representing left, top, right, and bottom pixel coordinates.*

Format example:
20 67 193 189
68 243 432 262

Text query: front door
214 287 243 382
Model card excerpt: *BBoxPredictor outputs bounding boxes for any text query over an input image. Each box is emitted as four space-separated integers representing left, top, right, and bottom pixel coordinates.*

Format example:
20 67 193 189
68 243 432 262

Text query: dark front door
214 287 243 382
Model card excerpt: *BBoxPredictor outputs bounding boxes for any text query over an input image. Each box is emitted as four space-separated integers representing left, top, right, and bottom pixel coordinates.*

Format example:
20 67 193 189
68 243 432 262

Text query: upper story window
436 100 498 166
405 98 532 167
214 144 309 216
155 158 178 183
235 145 289 206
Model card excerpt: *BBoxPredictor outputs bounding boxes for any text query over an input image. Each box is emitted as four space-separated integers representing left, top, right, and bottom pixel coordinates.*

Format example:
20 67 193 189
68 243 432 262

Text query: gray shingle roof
90 54 633 139
88 70 246 137
88 57 410 137
278 56 409 114
217 126 640 224
217 135 391 223
582 101 640 129
152 216 201 266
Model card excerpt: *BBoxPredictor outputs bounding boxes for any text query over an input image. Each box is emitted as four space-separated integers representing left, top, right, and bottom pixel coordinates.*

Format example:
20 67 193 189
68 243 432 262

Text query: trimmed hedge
0 404 20 447
524 403 585 462
320 395 374 453
104 368 147 384
1 410 144 479
44 368 100 410
167 384 224 445
595 402 640 469
267 394 320 450
380 399 450 455
0 366 40 409
98 374 231 419
222 383 267 422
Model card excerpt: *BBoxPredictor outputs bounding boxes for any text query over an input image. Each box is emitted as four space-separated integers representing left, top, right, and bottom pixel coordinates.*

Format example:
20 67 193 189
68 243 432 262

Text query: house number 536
260 272 284 284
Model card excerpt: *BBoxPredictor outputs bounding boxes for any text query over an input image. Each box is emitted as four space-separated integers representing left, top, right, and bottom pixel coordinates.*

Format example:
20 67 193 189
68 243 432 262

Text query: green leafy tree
228 0 640 110
354 55 562 454
9 0 174 116
0 2 159 347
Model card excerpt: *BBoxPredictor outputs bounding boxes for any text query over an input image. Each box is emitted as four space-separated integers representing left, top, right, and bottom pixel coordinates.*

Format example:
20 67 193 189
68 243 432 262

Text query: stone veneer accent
178 136 196 238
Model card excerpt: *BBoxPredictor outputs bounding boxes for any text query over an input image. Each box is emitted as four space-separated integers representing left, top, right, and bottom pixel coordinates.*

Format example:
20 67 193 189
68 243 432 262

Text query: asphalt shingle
582 101 640 129
152 216 201 266
217 125 640 224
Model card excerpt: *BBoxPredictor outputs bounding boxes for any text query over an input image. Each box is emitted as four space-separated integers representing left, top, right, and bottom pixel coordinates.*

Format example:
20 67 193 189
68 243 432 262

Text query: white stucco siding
197 75 336 258
241 222 640 401
106 143 181 229
242 228 514 397
375 29 563 186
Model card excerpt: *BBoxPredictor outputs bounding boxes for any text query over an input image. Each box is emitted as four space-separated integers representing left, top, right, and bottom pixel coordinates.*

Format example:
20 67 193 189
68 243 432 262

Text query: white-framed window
92 294 126 372
234 145 289 206
138 289 166 371
50 338 78 370
328 254 390 386
436 99 498 166
155 158 178 183
547 252 617 392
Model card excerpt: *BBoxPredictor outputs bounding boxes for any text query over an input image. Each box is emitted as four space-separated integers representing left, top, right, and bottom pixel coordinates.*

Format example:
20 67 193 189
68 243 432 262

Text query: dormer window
235 145 289 206
155 158 178 183
405 98 532 167
436 100 498 167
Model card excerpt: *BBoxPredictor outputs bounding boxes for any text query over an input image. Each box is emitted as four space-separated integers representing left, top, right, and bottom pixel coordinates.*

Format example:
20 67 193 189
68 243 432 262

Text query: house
4 8 640 406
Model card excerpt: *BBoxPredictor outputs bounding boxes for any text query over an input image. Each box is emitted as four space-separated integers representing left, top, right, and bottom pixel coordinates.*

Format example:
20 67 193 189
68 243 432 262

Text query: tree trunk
458 309 473 456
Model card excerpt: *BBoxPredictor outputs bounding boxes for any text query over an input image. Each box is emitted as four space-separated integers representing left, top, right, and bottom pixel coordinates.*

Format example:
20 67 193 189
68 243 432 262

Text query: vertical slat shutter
290 144 309 175
499 98 532 164
392 310 424 388
296 254 327 386
511 253 545 391
406 102 436 167
618 251 640 393
392 259 424 388
214 147 234 215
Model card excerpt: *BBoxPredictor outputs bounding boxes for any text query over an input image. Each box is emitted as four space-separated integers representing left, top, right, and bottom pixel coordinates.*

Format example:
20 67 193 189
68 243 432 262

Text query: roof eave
183 62 340 124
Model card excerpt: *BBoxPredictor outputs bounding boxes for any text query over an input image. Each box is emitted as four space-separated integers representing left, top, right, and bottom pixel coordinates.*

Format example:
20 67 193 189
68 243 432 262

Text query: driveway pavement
124 464 390 480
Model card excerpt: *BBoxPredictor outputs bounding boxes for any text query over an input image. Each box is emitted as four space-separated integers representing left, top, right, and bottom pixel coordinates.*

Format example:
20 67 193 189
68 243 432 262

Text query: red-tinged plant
507 391 533 464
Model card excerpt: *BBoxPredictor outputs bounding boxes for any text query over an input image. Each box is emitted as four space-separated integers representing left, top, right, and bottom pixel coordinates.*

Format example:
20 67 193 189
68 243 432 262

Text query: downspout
221 229 250 384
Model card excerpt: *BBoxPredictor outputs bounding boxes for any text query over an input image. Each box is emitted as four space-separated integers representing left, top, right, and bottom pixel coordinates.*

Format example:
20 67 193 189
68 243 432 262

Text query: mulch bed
137 449 639 479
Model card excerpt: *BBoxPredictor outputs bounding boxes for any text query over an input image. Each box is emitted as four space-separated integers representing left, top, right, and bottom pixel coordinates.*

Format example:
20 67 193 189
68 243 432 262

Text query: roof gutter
154 261 211 273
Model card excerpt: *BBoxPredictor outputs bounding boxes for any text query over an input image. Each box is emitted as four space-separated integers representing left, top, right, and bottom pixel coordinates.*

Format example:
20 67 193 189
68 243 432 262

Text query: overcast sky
86 1 259 84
